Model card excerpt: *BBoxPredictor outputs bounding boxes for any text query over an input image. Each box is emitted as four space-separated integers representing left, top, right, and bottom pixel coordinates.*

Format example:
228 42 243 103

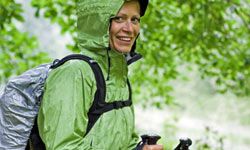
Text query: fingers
143 144 164 150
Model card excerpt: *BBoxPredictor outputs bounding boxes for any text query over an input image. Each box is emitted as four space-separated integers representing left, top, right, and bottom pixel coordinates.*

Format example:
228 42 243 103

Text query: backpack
0 54 132 150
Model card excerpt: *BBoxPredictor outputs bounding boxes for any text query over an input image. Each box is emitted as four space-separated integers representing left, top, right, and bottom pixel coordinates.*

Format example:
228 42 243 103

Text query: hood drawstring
106 49 111 80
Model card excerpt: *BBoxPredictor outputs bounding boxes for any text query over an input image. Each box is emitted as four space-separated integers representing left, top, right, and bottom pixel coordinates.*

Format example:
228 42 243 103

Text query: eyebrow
117 13 140 18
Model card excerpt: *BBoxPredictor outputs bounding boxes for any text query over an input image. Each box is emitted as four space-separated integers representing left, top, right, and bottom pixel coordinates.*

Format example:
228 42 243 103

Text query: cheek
109 23 118 48
109 25 115 42
134 24 140 34
134 25 140 36
110 22 118 37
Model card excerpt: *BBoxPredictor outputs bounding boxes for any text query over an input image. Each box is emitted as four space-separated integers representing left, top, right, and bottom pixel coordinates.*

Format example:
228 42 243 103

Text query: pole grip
141 134 161 145
174 138 192 150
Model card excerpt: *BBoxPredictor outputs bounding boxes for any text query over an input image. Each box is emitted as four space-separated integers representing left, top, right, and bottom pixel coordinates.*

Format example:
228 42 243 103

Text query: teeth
118 37 131 41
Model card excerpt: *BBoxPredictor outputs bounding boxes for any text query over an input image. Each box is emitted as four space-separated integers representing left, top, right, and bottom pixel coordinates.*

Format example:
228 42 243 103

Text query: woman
38 0 163 149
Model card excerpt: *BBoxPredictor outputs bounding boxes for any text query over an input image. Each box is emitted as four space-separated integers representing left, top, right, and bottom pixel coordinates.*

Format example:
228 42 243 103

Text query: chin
116 49 131 53
114 46 132 53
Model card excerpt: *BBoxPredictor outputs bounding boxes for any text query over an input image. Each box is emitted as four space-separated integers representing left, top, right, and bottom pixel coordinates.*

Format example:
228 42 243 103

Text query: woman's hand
142 144 164 150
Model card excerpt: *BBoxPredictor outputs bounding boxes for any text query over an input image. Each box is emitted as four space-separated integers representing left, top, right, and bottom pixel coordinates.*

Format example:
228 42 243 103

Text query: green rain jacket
38 0 140 149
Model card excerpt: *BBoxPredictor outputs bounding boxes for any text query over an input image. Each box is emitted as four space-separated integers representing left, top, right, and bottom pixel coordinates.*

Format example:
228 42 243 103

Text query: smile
117 36 132 42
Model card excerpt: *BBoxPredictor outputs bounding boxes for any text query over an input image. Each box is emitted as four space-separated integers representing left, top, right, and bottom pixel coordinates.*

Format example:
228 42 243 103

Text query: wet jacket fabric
37 0 140 149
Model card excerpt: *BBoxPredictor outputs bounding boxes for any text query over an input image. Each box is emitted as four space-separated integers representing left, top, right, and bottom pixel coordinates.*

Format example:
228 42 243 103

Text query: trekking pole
141 134 161 145
136 134 161 150
174 138 192 150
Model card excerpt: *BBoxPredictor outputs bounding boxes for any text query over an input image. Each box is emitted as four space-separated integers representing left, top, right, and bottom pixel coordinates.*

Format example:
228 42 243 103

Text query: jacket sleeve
38 61 96 150
127 131 141 150
127 105 140 150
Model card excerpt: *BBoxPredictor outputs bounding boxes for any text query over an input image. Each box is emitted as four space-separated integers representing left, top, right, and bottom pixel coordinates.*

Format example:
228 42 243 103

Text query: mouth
117 36 132 43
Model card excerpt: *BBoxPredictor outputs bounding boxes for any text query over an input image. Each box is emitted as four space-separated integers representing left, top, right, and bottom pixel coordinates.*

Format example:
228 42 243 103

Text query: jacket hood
77 0 148 56
77 0 123 53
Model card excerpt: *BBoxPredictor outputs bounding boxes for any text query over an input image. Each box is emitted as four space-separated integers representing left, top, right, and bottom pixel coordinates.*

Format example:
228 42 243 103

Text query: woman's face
109 0 140 53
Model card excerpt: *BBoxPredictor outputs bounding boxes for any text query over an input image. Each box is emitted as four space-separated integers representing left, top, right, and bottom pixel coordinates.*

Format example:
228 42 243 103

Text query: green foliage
30 0 78 52
0 0 50 83
1 0 250 105
0 0 24 27
162 116 179 150
195 126 225 150
132 0 250 107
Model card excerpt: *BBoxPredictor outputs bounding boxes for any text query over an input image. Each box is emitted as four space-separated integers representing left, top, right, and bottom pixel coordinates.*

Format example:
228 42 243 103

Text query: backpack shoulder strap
28 54 106 150
50 54 107 136
28 54 132 149
50 53 107 110
51 54 132 136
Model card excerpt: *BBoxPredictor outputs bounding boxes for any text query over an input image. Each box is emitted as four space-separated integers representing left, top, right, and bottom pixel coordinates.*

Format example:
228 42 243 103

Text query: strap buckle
113 101 124 109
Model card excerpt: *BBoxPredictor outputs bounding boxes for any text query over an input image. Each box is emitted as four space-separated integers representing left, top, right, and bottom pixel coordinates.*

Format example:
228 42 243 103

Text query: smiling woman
0 0 161 150
109 0 141 53
35 0 162 150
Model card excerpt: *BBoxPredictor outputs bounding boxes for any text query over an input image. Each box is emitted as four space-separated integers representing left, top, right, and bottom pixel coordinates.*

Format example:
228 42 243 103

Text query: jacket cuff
134 141 144 150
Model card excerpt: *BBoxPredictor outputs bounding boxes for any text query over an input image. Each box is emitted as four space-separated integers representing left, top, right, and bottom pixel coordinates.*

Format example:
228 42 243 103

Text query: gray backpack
0 63 50 149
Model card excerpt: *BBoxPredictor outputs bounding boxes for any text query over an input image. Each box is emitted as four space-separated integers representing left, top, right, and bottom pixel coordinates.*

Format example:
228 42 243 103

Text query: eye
112 16 125 23
131 17 140 24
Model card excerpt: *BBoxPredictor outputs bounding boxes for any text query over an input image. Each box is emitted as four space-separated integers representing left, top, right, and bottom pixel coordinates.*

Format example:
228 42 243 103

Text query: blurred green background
1 0 250 149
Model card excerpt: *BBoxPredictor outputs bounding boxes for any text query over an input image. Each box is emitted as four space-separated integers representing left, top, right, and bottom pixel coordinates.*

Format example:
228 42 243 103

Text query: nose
122 21 133 33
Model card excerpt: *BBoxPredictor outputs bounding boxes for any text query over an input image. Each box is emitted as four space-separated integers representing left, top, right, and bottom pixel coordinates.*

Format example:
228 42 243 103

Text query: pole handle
141 134 161 145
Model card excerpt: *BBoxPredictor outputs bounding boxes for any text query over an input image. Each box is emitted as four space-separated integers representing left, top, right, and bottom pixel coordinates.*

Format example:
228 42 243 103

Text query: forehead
118 0 140 16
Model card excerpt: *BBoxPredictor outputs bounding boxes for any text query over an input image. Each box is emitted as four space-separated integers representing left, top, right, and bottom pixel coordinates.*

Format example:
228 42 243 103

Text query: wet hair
125 0 148 16
138 0 148 16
